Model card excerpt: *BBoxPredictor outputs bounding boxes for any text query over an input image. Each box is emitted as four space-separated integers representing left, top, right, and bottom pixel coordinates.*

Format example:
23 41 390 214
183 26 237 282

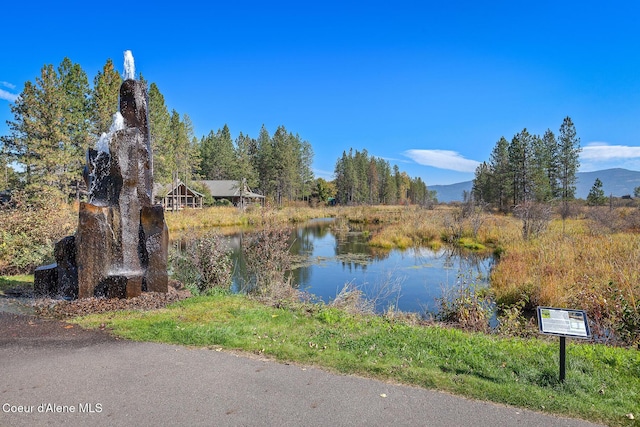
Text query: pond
228 218 494 316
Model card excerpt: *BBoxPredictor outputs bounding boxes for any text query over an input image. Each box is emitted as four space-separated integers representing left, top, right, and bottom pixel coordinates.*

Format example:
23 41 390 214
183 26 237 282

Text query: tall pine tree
147 83 172 183
90 59 121 139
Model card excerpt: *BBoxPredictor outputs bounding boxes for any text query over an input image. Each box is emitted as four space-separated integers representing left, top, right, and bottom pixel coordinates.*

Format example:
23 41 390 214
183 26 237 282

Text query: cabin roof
200 180 264 199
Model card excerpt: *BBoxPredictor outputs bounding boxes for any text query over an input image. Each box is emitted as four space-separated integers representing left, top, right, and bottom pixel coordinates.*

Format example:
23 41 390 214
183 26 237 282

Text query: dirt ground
0 311 117 349
0 282 190 347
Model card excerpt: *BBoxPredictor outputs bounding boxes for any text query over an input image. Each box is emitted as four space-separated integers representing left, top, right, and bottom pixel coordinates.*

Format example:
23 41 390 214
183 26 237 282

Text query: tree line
1 56 432 207
334 148 434 205
0 57 314 204
472 116 581 214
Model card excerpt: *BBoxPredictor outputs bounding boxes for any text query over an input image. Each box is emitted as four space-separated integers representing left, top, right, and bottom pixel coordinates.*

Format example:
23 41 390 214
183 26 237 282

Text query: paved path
0 314 603 427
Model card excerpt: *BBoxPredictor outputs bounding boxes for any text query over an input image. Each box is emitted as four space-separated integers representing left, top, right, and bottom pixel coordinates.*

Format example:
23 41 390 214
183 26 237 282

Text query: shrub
568 282 640 347
513 201 551 240
240 221 296 300
169 231 233 295
0 192 76 275
495 300 537 338
214 198 233 207
329 281 374 314
436 271 493 333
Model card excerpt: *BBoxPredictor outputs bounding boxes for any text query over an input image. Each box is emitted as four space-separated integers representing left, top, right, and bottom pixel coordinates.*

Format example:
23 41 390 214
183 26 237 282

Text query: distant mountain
430 181 473 203
575 168 640 199
430 168 640 203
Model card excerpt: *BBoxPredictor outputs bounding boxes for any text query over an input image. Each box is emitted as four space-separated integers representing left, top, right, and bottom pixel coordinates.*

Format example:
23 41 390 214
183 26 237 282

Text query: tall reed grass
164 205 336 233
491 218 640 345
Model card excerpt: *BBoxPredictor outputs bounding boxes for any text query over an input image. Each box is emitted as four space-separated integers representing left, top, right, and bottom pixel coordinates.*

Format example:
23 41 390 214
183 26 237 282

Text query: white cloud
0 81 16 90
581 142 640 160
0 88 18 102
313 168 334 180
403 149 480 173
379 156 411 164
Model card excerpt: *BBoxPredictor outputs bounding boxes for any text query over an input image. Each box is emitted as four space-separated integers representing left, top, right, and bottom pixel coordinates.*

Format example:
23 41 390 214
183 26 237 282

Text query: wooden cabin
154 180 264 210
201 180 265 207
154 180 204 210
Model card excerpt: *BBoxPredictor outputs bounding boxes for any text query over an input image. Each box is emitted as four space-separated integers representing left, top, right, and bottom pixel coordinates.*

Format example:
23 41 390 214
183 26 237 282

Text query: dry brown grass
164 205 337 234
367 207 446 249
490 216 640 344
0 199 77 275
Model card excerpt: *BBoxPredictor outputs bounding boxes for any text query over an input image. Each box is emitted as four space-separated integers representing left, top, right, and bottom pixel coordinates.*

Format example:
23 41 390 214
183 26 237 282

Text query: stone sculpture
34 52 168 299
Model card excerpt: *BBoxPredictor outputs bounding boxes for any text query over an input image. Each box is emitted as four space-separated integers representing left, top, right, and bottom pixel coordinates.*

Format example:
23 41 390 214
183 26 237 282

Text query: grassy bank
75 292 639 427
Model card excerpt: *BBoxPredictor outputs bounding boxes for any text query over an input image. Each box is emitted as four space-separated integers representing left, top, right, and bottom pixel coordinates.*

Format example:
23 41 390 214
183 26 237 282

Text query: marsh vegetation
2 202 639 346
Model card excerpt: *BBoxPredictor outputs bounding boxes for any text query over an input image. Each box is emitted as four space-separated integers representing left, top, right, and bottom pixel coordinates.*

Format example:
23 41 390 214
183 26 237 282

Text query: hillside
430 168 640 203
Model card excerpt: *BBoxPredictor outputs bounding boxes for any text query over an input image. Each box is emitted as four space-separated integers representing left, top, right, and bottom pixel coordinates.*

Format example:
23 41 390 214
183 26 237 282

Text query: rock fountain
34 51 168 299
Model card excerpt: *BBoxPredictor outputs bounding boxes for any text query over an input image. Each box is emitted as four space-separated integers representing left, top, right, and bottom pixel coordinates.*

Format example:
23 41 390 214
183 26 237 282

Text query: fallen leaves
32 286 190 318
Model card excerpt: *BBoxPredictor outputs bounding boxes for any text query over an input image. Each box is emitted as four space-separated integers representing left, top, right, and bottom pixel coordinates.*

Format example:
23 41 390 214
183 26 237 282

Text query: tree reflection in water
225 218 494 316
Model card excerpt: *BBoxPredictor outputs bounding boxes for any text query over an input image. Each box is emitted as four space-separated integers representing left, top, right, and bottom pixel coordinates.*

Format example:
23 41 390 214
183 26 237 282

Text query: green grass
457 237 487 251
74 292 639 426
0 274 34 295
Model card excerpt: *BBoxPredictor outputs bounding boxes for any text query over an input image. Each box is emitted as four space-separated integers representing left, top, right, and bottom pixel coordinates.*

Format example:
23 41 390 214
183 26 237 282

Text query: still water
230 219 494 316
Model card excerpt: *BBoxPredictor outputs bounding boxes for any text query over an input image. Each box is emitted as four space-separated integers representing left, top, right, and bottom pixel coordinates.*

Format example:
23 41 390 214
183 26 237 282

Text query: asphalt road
0 314 604 427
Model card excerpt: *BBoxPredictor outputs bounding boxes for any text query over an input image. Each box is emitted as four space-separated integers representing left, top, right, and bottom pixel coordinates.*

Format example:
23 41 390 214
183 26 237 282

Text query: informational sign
537 307 591 339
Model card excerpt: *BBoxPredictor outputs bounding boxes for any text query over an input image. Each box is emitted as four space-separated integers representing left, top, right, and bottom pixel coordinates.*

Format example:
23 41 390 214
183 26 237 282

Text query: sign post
537 307 591 383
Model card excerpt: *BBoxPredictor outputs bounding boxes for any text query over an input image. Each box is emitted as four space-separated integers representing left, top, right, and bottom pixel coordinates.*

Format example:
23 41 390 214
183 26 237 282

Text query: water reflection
227 218 494 316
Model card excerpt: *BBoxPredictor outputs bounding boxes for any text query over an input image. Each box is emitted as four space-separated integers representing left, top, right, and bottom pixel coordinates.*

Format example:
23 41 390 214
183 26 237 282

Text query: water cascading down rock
34 52 168 299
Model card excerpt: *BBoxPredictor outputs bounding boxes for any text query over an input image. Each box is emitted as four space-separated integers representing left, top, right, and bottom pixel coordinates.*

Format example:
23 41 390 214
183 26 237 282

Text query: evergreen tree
271 126 297 203
1 61 90 199
166 110 197 186
181 114 200 183
586 178 607 206
148 83 172 183
530 134 553 202
395 167 411 204
508 129 534 205
58 58 91 194
542 129 560 198
255 125 274 197
334 150 354 204
1 81 36 185
489 136 511 211
299 139 314 201
408 176 429 205
353 149 369 202
28 64 67 193
557 116 581 219
90 59 121 138
234 132 258 188
333 149 422 206
199 124 236 180
367 157 379 204
377 158 395 204
472 161 492 203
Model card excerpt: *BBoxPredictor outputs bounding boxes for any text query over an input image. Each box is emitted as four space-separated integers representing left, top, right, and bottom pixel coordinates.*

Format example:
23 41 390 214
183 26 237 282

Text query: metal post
559 336 566 382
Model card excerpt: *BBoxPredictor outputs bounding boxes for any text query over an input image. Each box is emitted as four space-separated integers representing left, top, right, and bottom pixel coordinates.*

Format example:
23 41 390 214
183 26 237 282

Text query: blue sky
2 1 640 184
